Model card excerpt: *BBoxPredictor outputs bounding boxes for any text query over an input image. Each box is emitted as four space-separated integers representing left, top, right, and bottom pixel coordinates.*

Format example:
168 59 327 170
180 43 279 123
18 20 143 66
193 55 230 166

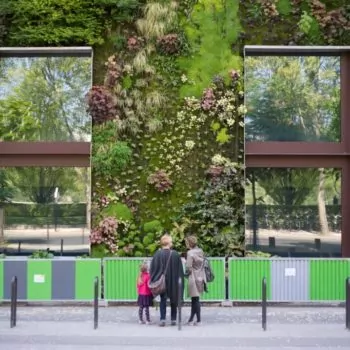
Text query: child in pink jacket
137 262 153 324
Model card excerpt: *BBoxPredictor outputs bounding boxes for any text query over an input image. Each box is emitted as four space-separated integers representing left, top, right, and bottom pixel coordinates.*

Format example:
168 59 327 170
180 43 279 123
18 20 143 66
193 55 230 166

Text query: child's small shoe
146 321 152 325
186 321 195 326
139 320 145 324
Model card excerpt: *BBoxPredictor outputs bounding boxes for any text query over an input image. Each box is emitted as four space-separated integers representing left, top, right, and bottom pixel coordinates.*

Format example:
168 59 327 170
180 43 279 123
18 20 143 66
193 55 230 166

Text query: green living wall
0 0 349 258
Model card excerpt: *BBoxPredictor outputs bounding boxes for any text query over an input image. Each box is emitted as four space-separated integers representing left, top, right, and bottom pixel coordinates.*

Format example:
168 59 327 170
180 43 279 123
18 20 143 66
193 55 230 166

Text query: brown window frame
244 46 350 257
0 47 92 167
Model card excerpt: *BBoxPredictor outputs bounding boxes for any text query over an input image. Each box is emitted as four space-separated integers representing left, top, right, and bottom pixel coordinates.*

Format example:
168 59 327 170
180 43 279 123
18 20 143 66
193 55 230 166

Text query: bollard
94 276 99 330
10 276 18 328
17 241 21 254
178 277 182 331
262 277 267 331
346 277 350 330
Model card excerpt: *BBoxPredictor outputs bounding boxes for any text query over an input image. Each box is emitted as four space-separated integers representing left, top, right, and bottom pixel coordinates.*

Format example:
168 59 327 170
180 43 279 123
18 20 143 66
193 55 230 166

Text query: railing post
178 277 182 331
346 277 350 330
262 277 267 331
10 276 18 328
94 276 99 330
60 239 64 256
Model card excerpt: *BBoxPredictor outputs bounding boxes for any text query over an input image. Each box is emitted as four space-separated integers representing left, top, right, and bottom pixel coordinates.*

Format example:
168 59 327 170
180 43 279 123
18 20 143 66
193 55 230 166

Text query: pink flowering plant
90 217 118 253
147 170 173 192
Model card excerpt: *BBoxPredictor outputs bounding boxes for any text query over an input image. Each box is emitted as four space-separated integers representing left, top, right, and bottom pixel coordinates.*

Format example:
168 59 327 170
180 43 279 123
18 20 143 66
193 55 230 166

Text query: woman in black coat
150 234 184 327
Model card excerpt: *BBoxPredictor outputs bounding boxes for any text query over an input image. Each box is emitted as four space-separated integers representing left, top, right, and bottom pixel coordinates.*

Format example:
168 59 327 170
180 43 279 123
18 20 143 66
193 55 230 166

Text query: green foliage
0 0 143 46
0 98 38 141
116 222 161 257
0 170 13 205
93 123 132 178
143 220 163 233
276 0 292 16
91 243 113 258
29 250 54 259
175 164 245 256
216 128 231 144
178 0 242 97
102 203 133 221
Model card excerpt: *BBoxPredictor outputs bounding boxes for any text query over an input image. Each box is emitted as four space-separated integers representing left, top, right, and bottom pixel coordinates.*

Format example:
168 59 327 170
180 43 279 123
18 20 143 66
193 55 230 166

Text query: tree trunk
84 169 91 231
317 168 329 235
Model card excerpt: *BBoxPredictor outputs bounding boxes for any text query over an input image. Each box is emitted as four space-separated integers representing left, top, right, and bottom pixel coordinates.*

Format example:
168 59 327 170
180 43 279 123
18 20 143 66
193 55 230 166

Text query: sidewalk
0 306 349 349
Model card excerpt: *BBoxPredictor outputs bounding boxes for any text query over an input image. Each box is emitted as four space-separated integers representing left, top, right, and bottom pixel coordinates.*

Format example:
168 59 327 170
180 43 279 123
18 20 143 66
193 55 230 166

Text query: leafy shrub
147 170 173 192
86 86 118 125
157 33 182 55
29 250 54 259
143 220 163 233
93 141 132 178
102 202 133 221
0 0 143 46
175 163 245 257
90 216 118 253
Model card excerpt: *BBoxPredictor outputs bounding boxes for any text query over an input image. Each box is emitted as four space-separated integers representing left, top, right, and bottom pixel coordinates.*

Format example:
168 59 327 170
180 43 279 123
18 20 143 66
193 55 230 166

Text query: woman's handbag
203 257 214 283
148 251 172 296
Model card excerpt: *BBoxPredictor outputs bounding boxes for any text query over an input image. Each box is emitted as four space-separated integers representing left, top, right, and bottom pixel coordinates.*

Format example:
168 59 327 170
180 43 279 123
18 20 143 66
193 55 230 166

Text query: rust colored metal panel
0 142 90 167
342 162 350 257
245 155 346 168
341 54 350 151
246 142 345 156
0 142 90 155
0 155 90 167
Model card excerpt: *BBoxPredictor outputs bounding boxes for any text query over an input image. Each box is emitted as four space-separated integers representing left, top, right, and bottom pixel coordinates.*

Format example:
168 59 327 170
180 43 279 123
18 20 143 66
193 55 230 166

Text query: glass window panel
245 167 341 257
0 167 90 255
245 56 341 142
0 56 92 141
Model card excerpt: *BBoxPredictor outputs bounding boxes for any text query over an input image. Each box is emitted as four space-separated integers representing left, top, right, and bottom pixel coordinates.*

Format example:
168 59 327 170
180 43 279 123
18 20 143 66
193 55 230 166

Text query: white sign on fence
33 274 45 283
284 268 296 277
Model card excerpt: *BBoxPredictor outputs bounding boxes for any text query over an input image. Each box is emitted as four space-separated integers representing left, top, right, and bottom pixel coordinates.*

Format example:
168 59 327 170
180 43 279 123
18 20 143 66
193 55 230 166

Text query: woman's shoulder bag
148 250 172 296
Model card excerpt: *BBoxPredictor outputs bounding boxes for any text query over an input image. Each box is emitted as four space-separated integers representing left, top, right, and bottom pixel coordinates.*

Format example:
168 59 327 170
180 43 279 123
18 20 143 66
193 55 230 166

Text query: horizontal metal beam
0 142 91 155
0 47 92 57
244 45 350 56
246 141 346 155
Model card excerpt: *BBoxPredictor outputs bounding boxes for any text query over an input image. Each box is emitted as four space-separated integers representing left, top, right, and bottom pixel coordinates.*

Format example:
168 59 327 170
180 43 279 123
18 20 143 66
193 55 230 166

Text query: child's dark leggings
188 296 201 323
138 306 150 322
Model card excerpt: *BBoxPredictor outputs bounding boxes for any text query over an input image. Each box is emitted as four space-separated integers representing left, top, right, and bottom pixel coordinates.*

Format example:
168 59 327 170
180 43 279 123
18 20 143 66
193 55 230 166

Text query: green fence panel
104 258 144 301
184 258 225 301
27 260 52 300
0 260 3 300
0 258 102 302
228 258 271 301
310 259 350 301
75 259 102 300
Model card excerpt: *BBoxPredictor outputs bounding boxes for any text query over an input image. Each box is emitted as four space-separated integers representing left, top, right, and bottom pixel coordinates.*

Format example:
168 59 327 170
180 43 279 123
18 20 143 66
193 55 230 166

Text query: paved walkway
0 306 349 349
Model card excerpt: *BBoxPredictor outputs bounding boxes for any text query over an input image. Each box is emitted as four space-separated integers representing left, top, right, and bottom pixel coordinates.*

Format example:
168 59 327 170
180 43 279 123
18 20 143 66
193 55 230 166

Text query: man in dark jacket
150 234 184 327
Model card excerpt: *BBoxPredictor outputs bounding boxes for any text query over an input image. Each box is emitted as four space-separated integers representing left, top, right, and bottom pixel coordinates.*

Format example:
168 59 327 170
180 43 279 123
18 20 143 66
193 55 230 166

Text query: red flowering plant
104 55 123 88
157 33 182 55
127 36 144 51
147 170 173 192
90 217 118 254
86 86 118 125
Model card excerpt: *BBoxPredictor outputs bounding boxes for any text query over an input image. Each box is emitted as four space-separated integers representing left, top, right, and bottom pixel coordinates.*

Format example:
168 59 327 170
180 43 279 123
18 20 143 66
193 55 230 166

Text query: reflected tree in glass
0 56 91 141
245 56 340 142
247 167 341 237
